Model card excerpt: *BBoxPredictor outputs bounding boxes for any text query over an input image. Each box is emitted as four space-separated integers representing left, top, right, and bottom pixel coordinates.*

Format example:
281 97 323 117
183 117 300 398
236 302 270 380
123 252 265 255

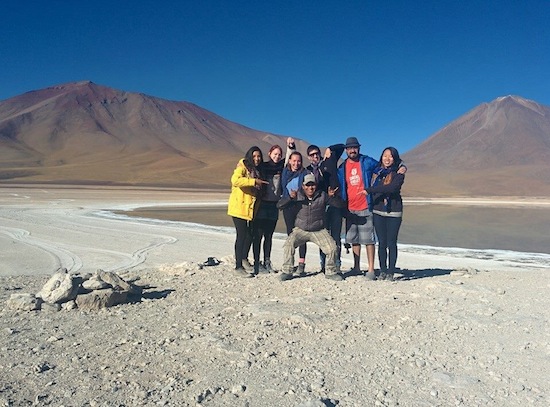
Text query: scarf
373 167 394 212
281 167 305 198
245 164 262 196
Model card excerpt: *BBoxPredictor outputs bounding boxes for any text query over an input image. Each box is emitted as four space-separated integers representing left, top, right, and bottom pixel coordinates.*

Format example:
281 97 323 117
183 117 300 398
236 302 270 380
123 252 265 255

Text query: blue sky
2 1 549 156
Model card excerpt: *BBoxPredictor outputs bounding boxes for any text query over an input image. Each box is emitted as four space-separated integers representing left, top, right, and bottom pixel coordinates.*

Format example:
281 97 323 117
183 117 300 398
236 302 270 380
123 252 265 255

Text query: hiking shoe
234 267 254 278
365 271 376 281
262 259 275 273
279 272 293 281
295 263 306 276
325 273 344 281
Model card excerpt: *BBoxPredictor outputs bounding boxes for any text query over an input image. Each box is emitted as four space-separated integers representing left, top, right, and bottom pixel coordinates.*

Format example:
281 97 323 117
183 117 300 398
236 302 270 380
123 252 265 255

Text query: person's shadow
339 268 453 280
395 268 453 280
128 285 175 302
141 288 175 300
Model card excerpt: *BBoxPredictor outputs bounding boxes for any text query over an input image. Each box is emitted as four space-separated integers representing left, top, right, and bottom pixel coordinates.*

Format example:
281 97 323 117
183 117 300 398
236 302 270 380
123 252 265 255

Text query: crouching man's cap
303 173 317 185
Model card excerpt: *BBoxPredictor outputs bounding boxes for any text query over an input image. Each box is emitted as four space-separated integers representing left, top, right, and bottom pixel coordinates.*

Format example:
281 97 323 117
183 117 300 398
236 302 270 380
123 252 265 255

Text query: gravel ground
1 260 548 407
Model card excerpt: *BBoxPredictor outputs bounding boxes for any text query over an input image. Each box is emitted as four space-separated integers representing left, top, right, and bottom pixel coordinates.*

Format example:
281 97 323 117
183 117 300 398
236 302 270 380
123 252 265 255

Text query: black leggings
283 207 306 259
255 218 277 261
373 213 402 272
232 217 256 269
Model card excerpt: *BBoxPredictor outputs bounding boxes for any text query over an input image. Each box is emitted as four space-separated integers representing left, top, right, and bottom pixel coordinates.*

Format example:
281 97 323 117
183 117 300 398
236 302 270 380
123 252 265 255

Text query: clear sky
2 1 549 156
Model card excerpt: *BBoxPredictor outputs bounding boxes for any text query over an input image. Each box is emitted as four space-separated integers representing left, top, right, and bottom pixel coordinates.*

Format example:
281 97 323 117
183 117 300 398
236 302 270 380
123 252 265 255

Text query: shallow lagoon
120 204 550 255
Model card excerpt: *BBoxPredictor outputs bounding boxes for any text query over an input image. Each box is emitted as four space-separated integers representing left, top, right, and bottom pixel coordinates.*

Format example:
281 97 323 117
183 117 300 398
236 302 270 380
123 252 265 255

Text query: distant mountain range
0 81 308 188
1 81 549 196
402 95 550 196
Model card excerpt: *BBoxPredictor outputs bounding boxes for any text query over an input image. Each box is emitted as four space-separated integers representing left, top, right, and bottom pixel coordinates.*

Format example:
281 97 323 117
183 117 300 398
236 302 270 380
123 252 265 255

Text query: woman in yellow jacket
228 146 267 277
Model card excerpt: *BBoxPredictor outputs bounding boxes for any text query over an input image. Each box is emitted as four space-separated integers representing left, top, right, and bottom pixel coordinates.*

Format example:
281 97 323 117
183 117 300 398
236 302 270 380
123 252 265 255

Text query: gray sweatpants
282 227 337 275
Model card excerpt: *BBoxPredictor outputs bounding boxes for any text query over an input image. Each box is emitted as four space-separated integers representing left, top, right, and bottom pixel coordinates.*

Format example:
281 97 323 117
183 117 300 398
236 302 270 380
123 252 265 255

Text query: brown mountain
2 84 550 197
402 95 550 197
0 81 309 188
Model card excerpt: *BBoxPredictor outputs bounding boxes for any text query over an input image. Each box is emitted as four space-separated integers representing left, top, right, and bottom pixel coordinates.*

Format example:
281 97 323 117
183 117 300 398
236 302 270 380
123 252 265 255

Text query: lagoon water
119 204 550 255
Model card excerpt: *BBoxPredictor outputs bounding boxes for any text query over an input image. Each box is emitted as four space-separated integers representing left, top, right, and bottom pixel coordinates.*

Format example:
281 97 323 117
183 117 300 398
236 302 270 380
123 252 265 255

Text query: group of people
227 136 406 281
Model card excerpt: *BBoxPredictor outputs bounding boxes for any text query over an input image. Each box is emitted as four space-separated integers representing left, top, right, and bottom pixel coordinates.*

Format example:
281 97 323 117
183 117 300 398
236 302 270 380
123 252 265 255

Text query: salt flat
1 185 548 276
0 185 548 406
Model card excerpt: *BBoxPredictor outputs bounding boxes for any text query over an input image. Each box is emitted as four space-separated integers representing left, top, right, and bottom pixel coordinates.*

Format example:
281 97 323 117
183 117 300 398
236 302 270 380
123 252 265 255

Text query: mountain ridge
0 81 309 188
2 82 550 196
402 95 550 196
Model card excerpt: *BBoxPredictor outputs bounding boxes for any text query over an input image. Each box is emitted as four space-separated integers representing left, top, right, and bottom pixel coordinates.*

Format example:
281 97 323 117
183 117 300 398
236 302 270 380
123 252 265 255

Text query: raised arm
285 137 296 165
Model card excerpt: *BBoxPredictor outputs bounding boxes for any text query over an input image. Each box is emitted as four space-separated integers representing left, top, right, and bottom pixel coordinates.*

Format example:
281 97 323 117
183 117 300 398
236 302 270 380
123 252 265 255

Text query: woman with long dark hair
227 146 267 277
254 144 284 273
365 147 405 281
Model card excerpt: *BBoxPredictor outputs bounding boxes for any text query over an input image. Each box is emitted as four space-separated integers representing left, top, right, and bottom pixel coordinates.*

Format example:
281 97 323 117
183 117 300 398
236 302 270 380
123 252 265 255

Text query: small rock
6 293 42 311
36 269 81 304
76 288 128 311
61 300 77 311
96 270 142 296
81 275 110 290
296 399 327 407
41 302 61 313
415 359 426 367
35 362 53 374
230 384 246 394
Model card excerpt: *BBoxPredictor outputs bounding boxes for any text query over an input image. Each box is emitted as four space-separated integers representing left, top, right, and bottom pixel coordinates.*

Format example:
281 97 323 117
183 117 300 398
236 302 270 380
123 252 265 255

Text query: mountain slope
0 81 307 187
2 84 550 196
402 96 550 196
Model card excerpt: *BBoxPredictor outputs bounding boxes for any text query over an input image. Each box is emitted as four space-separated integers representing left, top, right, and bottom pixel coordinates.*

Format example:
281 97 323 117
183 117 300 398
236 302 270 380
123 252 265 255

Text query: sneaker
253 262 260 275
234 267 254 278
325 273 344 281
379 271 388 281
365 271 376 281
263 259 275 273
279 272 293 281
385 272 394 282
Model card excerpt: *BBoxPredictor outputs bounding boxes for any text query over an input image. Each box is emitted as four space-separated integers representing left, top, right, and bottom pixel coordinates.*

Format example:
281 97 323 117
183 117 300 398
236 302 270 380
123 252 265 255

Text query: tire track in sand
0 226 83 272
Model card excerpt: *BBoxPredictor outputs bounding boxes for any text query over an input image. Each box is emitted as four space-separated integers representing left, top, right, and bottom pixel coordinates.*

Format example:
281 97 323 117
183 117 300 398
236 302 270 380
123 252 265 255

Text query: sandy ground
0 185 549 406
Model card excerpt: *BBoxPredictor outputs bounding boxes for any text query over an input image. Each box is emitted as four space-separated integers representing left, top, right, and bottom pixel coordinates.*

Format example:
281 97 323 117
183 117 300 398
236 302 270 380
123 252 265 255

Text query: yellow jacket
227 159 260 221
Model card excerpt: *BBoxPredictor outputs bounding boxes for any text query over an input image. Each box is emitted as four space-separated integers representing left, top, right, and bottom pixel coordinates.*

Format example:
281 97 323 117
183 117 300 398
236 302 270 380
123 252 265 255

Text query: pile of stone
6 268 142 312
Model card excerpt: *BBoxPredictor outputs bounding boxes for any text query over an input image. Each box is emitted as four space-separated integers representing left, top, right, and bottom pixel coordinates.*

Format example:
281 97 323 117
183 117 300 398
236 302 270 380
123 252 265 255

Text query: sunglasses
304 183 316 187
308 152 320 157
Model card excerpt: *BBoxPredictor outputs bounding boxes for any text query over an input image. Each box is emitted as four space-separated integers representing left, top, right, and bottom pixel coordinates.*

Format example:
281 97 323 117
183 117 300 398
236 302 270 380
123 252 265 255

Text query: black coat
277 189 345 232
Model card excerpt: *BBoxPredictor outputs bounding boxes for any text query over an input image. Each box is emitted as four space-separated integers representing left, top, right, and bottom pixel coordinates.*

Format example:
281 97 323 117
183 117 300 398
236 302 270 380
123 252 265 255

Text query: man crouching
277 173 345 281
